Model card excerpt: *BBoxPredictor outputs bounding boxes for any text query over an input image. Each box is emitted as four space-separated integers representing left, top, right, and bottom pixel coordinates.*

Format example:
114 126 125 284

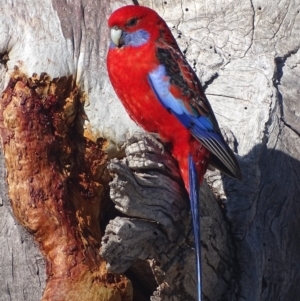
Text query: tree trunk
0 1 299 301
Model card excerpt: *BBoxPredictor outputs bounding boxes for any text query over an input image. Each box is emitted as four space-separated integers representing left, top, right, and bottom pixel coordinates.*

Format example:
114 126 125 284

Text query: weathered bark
101 134 236 301
0 71 131 301
0 146 46 301
0 0 300 301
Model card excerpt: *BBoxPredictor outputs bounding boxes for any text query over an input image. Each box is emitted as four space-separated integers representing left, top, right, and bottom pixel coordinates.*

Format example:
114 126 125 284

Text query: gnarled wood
0 71 131 301
101 134 235 301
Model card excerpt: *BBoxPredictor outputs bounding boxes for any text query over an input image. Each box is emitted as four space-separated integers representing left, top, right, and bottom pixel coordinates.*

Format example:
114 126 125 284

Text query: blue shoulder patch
149 65 187 113
148 65 215 134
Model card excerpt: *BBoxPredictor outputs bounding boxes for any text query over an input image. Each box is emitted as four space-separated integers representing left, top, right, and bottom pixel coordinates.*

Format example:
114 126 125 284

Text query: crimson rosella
107 5 242 301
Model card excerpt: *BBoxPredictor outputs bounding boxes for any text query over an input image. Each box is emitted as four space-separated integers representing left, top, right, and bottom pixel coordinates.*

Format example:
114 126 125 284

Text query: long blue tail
188 155 202 301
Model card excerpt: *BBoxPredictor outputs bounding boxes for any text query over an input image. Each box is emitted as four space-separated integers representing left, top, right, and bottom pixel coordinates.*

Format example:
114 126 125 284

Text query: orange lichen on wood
0 69 132 301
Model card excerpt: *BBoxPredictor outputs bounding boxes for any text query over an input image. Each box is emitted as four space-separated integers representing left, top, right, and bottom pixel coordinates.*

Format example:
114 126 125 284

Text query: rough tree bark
0 1 299 301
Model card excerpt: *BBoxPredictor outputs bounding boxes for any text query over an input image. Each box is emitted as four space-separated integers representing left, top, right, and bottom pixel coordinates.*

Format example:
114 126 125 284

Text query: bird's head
108 5 164 49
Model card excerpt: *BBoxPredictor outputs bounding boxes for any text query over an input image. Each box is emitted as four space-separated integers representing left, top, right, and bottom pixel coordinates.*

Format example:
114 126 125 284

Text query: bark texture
0 147 46 301
101 134 236 301
0 71 132 301
0 0 300 301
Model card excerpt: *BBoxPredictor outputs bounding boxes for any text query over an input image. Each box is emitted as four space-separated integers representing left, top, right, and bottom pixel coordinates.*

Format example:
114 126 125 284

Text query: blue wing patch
148 65 242 180
148 65 216 138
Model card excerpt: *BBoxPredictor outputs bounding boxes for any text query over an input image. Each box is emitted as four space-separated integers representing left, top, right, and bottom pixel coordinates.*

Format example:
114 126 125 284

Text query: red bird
107 5 242 301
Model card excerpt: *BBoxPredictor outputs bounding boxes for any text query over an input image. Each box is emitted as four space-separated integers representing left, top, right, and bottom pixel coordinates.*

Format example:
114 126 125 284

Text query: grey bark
100 134 236 301
0 149 46 301
1 0 300 301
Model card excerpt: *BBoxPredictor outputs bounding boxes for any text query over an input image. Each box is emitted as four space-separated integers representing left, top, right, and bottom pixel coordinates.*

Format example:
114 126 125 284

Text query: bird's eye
126 18 138 27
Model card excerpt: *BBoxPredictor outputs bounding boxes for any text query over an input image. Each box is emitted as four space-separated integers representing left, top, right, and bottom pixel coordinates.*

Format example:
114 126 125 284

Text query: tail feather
188 155 202 301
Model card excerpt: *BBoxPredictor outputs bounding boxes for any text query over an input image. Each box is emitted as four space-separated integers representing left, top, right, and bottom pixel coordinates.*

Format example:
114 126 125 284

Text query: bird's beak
110 27 123 47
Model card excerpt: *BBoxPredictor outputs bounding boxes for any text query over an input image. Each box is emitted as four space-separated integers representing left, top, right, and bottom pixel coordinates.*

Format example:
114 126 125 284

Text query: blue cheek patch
110 41 117 49
122 29 150 47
